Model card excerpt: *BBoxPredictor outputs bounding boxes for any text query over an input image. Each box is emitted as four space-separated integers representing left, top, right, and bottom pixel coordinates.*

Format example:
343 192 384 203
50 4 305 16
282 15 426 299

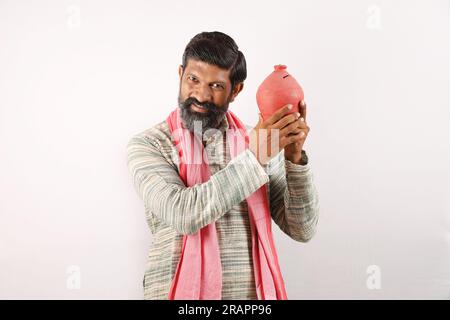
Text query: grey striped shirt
126 115 319 300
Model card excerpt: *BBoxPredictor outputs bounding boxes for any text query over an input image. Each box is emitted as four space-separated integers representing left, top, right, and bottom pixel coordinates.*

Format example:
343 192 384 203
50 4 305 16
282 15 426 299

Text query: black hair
181 31 247 90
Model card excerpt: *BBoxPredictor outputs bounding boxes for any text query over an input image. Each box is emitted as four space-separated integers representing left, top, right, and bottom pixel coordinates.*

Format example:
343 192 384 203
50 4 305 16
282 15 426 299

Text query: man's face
177 59 239 133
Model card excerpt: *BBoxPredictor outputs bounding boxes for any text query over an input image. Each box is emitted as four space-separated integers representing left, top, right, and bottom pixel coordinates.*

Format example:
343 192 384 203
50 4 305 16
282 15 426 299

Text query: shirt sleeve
126 134 269 235
266 150 320 242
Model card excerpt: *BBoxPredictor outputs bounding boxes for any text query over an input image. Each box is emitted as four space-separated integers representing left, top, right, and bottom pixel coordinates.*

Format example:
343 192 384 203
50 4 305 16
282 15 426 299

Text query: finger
265 104 293 126
277 115 307 135
281 130 307 147
287 118 308 132
297 117 308 129
286 124 307 135
299 100 307 122
280 119 302 137
272 112 300 130
287 126 309 137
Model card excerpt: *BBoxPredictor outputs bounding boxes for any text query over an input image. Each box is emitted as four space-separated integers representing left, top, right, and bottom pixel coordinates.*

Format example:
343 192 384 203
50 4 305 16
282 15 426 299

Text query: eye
211 83 224 89
188 75 198 82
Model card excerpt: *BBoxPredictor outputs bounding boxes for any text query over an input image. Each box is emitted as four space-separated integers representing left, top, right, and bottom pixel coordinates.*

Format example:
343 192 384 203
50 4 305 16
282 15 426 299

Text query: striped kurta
126 114 320 300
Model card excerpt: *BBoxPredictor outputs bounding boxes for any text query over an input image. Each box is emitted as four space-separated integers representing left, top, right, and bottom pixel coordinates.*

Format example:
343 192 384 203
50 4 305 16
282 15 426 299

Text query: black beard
178 94 229 134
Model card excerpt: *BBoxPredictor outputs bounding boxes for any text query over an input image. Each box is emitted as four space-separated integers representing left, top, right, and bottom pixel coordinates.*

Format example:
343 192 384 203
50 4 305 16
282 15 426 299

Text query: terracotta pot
256 64 304 121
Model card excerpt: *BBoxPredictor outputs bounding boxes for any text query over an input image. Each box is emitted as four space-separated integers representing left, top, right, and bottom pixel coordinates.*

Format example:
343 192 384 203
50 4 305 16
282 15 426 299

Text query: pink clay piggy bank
256 64 304 121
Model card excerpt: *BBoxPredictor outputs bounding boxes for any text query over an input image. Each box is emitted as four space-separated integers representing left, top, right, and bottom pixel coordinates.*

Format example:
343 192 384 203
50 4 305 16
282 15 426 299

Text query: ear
178 65 184 80
229 82 244 103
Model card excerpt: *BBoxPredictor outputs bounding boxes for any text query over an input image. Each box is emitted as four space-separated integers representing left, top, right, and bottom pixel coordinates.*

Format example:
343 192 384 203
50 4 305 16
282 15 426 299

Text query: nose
192 84 213 104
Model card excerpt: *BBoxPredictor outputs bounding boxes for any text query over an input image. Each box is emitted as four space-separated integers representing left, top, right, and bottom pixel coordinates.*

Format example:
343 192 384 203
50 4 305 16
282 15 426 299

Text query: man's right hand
249 104 303 166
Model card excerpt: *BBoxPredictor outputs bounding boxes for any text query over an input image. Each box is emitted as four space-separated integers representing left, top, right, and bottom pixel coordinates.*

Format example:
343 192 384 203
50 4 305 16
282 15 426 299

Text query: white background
1 0 449 299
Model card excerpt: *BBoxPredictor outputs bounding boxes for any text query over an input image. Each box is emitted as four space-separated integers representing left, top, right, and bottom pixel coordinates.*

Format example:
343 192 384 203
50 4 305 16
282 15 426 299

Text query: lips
191 103 208 113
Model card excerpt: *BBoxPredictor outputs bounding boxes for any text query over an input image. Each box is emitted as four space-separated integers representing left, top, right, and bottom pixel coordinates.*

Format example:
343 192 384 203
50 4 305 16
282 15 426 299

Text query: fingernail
295 112 300 118
299 117 304 122
301 100 306 106
288 104 293 109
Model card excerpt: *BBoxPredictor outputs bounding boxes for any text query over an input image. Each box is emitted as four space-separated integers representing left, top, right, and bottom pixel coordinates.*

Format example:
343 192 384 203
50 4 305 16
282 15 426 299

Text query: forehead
184 59 230 83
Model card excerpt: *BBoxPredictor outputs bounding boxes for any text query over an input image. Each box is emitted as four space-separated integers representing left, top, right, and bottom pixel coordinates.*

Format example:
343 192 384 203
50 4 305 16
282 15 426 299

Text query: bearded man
127 31 319 300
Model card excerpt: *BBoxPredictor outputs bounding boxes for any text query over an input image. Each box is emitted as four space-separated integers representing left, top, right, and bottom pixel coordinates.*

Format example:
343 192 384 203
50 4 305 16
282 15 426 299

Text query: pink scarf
166 107 287 300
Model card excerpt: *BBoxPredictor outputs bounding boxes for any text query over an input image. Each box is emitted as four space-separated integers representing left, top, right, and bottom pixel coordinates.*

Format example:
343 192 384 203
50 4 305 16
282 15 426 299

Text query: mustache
180 97 221 112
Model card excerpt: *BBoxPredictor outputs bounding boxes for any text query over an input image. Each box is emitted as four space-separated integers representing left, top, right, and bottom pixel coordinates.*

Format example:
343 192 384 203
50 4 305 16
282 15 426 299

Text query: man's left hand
284 100 310 165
